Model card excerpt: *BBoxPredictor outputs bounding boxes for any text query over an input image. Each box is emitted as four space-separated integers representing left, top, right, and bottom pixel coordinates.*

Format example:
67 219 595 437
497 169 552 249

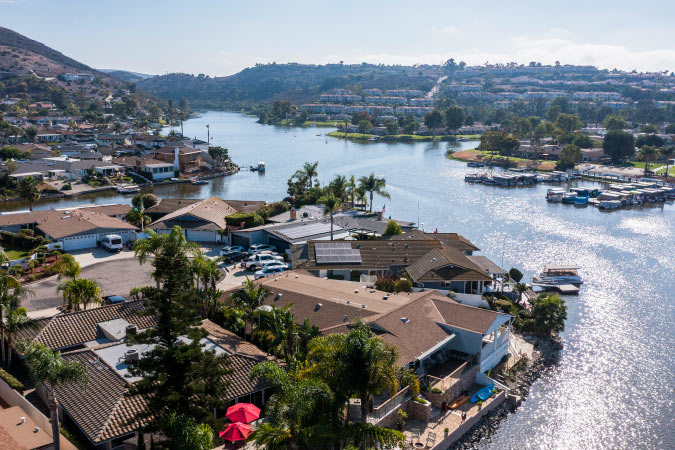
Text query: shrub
375 276 396 293
384 220 402 235
225 212 264 229
394 277 412 293
257 201 289 220
412 396 428 405
0 367 24 392
509 268 523 283
431 387 442 394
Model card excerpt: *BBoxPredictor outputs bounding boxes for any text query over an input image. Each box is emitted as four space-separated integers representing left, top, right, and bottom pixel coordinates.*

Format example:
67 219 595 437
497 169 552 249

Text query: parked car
254 264 289 279
249 244 277 254
103 295 126 304
241 253 284 270
220 245 245 257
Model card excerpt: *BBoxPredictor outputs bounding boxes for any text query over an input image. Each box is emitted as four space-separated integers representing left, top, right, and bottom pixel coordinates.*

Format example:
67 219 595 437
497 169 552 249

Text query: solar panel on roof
315 241 362 264
279 222 343 240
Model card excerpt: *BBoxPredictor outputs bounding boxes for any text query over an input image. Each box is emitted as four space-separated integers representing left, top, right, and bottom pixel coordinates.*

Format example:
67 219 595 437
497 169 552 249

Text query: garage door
62 234 97 251
187 230 216 242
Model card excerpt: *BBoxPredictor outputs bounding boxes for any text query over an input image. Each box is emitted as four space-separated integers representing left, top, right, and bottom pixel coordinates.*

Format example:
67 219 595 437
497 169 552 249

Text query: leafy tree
229 277 269 341
343 422 404 449
384 120 398 134
423 110 445 131
57 278 102 311
445 105 465 130
508 268 523 283
556 144 582 171
638 145 660 176
125 209 151 228
358 173 390 212
665 124 675 134
571 133 593 149
207 146 229 166
478 131 519 157
509 117 533 139
327 174 349 202
640 124 658 134
0 145 28 160
52 253 81 280
636 134 665 149
24 126 38 142
19 341 88 450
18 176 41 211
351 111 371 125
525 294 568 336
253 305 299 364
603 130 635 164
384 220 402 235
132 193 159 210
357 120 373 134
555 113 582 134
250 362 333 450
127 226 230 431
0 272 33 366
603 114 626 131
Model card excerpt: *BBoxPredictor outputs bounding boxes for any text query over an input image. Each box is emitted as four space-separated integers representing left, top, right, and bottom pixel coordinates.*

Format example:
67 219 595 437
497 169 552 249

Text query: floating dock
531 283 580 295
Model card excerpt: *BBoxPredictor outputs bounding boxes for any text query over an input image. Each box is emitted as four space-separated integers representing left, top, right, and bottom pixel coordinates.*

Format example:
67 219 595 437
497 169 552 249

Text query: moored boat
116 184 140 194
533 265 582 284
190 178 209 185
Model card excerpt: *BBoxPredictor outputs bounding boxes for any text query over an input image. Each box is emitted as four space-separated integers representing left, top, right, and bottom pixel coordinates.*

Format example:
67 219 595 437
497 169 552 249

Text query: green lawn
3 248 29 260
327 131 377 140
630 161 675 175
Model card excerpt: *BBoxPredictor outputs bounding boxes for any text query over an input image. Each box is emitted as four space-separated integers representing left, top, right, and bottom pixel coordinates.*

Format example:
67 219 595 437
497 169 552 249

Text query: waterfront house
17 306 275 450
112 156 175 181
152 146 204 172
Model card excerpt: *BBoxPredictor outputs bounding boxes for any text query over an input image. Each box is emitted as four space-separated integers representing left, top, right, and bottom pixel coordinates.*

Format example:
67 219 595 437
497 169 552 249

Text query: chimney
376 211 383 220
125 324 137 337
290 208 297 220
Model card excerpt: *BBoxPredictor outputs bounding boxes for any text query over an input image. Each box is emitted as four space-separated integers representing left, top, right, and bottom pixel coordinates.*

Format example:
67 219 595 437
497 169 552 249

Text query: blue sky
2 0 674 76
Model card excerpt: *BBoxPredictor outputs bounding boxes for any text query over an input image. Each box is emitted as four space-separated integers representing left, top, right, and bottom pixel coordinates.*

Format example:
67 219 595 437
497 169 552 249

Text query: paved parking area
24 258 154 312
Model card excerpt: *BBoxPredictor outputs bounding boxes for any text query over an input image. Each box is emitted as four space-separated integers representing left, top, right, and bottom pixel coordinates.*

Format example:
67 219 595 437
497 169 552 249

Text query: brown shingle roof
0 406 52 450
15 301 156 351
430 296 500 334
149 196 236 230
405 247 492 283
144 198 199 215
35 209 137 240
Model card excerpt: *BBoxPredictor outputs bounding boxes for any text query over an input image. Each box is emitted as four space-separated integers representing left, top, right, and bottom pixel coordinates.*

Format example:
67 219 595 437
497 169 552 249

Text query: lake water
8 111 675 449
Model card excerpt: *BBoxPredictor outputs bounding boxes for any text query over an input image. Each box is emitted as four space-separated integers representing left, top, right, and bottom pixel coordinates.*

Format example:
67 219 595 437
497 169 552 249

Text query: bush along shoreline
448 335 563 449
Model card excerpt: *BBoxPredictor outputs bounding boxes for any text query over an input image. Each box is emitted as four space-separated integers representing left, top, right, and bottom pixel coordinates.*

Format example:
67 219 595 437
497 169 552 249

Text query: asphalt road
25 258 154 311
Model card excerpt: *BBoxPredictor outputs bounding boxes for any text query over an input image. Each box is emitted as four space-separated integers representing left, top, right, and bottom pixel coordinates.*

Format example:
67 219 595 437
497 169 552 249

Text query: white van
101 234 123 253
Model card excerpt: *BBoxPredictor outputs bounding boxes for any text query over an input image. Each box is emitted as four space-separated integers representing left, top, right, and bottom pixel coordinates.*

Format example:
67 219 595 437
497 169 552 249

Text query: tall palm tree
358 173 390 212
302 161 319 192
660 146 674 181
328 174 348 202
18 176 41 211
52 253 81 280
2 296 37 368
133 227 200 288
250 362 333 450
229 277 268 341
191 255 221 292
638 145 660 176
317 193 341 240
57 278 102 311
0 272 31 364
346 174 357 206
514 282 529 303
19 341 88 450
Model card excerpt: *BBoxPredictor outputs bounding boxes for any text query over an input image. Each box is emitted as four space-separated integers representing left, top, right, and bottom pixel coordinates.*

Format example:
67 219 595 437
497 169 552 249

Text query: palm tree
346 175 357 206
358 173 390 212
229 277 268 341
354 186 367 211
18 176 41 211
514 282 529 303
52 253 81 280
302 161 319 192
250 362 333 450
19 341 88 450
253 305 298 364
660 146 674 181
2 296 37 368
57 278 102 311
191 255 221 292
328 174 348 202
317 193 341 240
638 145 660 176
0 272 32 364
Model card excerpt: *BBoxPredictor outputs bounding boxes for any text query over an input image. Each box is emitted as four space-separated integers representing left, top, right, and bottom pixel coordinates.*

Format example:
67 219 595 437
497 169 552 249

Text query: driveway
24 258 154 312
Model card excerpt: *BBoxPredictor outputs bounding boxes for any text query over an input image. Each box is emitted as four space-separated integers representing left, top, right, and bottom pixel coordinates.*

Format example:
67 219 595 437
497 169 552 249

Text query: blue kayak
470 384 495 403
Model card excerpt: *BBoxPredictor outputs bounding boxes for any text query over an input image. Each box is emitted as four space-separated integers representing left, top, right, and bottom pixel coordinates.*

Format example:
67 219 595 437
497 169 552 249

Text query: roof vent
295 274 299 278
431 257 437 262
401 317 409 324
343 315 348 322
20 417 25 424
354 289 359 293
275 293 283 300
34 427 40 433
124 349 140 362
361 304 366 308
125 324 137 337
315 303 322 311
404 244 409 249
346 300 350 304
383 294 389 300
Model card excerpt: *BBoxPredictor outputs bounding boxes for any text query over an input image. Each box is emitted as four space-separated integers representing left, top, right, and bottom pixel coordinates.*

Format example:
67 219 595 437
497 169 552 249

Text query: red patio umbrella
219 422 253 442
226 403 261 424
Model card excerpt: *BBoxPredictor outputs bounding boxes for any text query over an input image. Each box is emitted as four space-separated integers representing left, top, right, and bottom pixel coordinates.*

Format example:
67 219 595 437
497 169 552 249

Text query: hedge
0 230 48 250
0 367 24 392
225 212 264 228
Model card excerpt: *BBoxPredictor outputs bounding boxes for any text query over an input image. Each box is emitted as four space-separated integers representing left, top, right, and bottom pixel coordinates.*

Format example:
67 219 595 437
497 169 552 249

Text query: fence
368 385 410 424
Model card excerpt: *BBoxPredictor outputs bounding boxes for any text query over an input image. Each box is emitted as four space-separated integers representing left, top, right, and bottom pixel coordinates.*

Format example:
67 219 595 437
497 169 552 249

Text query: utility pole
207 124 210 145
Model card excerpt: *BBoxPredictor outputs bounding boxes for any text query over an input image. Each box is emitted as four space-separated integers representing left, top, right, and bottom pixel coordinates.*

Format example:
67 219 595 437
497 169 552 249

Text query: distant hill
0 26 106 78
137 63 440 107
100 69 154 82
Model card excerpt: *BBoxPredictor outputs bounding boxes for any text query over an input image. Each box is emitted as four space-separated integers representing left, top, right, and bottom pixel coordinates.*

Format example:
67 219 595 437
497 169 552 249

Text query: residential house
112 156 175 181
153 146 203 172
148 196 238 242
0 406 53 450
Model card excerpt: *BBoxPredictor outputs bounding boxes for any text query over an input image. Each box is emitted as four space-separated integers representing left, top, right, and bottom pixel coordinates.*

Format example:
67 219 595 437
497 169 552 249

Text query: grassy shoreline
327 131 481 143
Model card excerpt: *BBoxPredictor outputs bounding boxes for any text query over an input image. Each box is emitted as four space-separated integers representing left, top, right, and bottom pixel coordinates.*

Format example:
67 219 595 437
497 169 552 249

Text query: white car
220 245 245 256
249 244 277 254
241 253 284 270
254 264 289 279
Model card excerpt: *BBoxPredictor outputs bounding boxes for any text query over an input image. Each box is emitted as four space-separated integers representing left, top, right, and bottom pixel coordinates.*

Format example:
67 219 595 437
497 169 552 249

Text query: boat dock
531 283 580 295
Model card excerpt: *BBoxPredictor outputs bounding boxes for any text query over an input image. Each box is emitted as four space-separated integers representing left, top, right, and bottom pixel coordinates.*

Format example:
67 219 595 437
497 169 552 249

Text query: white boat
546 188 565 203
599 199 622 210
533 265 582 285
116 184 140 194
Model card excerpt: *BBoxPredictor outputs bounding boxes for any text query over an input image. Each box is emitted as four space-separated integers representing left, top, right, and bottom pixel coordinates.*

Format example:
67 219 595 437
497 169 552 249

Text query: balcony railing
425 360 471 393
368 385 410 424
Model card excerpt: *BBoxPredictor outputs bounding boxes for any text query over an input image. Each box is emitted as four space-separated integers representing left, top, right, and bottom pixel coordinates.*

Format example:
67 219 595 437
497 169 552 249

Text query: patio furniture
219 422 253 442
426 431 436 447
226 403 261 423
